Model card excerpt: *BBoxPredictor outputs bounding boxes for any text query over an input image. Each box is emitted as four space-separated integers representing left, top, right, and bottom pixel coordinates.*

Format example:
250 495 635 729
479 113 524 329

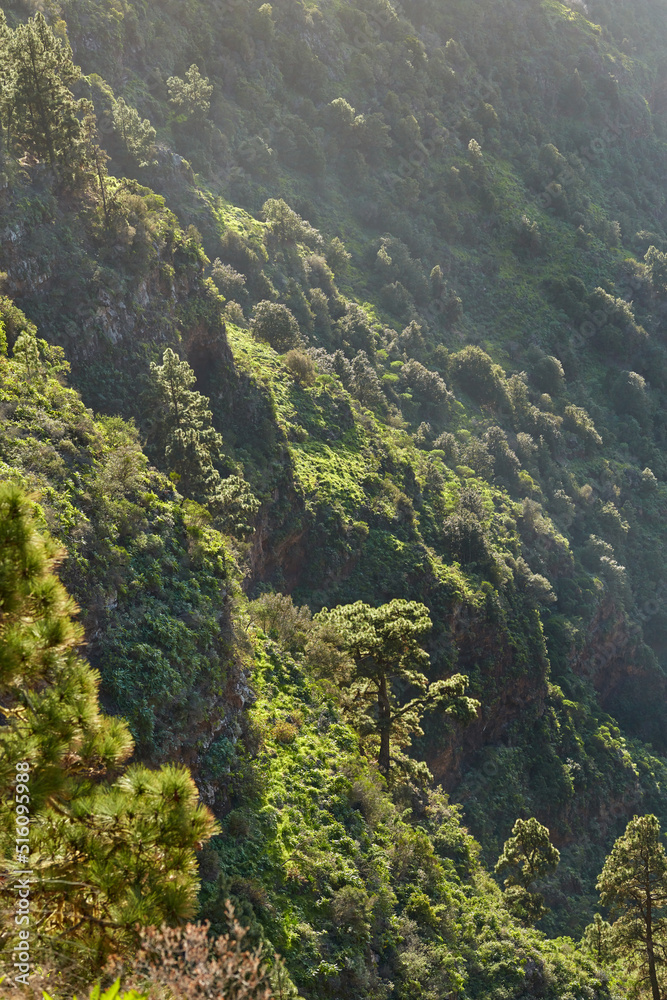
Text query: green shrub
43 984 146 1000
249 592 312 652
251 301 301 352
563 404 603 449
211 259 248 302
614 370 651 422
284 348 317 385
273 719 299 743
530 354 565 395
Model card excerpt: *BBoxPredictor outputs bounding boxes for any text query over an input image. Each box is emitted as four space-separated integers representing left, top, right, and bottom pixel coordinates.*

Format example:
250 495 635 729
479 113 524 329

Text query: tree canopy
149 348 223 494
495 817 560 924
597 814 667 1000
315 599 479 778
0 483 217 974
2 13 94 174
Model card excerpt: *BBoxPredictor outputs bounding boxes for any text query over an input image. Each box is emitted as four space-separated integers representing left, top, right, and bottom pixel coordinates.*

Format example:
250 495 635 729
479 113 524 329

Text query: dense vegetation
3 0 667 994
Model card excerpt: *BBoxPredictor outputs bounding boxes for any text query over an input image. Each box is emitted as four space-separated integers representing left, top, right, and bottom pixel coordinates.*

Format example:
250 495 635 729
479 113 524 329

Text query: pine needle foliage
0 484 218 974
315 599 479 778
597 815 667 1000
495 817 560 924
2 13 94 175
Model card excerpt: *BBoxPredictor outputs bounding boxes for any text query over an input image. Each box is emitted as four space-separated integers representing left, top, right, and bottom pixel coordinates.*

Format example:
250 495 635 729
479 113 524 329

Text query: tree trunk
96 155 109 225
377 672 391 777
646 895 661 1000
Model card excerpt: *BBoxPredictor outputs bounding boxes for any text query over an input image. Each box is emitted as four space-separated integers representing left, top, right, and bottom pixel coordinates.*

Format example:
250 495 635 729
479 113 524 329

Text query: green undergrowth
199 630 618 1000
4 0 667 976
0 327 237 764
215 314 667 938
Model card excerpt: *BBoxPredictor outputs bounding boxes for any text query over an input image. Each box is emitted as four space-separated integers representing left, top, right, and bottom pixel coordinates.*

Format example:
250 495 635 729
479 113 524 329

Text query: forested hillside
2 0 667 996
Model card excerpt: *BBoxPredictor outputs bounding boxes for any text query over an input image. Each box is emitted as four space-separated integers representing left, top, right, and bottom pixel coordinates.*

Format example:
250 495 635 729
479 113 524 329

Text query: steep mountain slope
0 321 621 1000
2 0 667 993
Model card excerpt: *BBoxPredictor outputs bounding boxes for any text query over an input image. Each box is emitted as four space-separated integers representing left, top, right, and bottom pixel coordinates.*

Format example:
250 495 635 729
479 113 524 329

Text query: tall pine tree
315 599 479 779
0 12 13 162
148 347 225 501
147 348 259 536
597 814 667 1000
0 484 218 976
8 13 94 172
495 817 560 924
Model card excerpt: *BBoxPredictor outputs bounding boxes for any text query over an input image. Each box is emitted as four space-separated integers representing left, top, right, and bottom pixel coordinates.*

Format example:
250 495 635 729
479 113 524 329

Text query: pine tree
580 913 614 966
148 350 259 535
149 348 224 501
495 817 560 924
167 64 213 120
0 12 14 161
110 96 157 168
0 484 218 975
315 599 479 778
350 352 385 410
645 245 667 298
9 13 94 171
216 475 261 538
11 327 41 379
597 814 667 1000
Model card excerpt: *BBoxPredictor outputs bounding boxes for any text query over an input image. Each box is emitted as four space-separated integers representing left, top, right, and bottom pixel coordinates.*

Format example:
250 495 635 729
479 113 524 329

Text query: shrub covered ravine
4 0 667 995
